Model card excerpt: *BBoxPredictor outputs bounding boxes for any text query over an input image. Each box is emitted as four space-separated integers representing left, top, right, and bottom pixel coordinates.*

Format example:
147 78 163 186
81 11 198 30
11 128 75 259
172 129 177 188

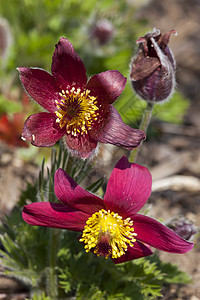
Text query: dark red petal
22 202 89 231
112 242 152 264
17 67 59 113
87 70 127 104
22 113 65 147
133 214 194 254
65 134 97 159
104 156 152 217
51 37 87 89
97 106 145 150
54 168 106 215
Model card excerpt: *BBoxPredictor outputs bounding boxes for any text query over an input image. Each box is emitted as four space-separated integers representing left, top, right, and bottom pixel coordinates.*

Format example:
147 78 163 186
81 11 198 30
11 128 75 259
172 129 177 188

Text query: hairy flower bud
130 28 177 102
90 19 114 45
167 217 196 241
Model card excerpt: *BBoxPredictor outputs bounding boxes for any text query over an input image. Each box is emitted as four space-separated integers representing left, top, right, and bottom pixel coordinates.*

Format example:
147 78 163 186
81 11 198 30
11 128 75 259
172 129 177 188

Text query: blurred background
0 0 200 299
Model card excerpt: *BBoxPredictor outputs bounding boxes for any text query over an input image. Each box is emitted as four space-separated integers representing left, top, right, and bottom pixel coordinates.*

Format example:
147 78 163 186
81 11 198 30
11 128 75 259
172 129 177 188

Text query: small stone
190 296 200 300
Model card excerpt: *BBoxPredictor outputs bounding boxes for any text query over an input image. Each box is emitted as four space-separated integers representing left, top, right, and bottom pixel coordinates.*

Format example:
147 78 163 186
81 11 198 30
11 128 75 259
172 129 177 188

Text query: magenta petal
51 37 87 89
17 67 59 113
22 202 89 231
112 242 152 264
87 70 127 104
133 214 194 254
54 169 105 215
65 134 97 159
22 113 65 146
97 106 145 150
104 156 152 217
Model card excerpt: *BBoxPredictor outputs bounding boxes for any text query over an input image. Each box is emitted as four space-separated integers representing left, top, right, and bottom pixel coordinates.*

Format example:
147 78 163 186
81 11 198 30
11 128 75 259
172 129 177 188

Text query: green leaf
26 292 51 300
86 177 104 193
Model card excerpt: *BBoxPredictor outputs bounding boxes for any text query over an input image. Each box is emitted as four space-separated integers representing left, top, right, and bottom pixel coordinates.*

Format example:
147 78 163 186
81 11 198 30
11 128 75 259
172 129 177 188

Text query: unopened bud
130 28 177 103
90 19 114 45
167 217 196 241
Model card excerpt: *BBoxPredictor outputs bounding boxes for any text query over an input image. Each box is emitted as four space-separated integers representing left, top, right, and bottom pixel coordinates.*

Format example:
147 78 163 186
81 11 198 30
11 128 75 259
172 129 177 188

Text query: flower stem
48 228 60 299
129 102 154 163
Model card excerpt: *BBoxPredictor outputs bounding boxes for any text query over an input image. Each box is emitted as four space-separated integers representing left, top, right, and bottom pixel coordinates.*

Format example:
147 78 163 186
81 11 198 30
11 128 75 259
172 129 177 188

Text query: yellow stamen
55 87 99 136
79 209 137 259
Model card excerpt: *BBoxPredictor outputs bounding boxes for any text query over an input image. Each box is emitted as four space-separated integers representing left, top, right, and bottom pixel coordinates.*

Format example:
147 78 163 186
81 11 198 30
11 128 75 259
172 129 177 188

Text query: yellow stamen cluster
79 209 137 259
55 87 99 136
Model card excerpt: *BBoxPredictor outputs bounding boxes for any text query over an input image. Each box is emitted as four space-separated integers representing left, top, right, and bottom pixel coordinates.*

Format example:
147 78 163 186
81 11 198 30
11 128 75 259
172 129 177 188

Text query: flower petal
22 112 65 147
17 67 59 113
112 242 152 264
54 168 106 215
65 134 97 159
133 214 194 253
22 202 89 231
51 37 87 89
87 70 127 104
97 106 145 150
104 156 152 217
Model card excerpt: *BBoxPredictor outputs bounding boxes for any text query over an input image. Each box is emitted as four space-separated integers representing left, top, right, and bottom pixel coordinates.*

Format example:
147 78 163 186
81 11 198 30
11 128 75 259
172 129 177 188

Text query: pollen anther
55 88 99 136
79 209 137 259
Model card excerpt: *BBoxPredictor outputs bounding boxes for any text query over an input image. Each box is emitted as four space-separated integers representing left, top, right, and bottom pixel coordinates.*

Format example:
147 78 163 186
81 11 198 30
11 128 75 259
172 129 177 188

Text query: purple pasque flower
130 28 177 102
18 37 145 158
22 156 193 264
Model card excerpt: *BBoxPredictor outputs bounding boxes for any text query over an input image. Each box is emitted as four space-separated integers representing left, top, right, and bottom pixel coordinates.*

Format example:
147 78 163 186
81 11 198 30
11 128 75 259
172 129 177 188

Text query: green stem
48 228 60 300
129 102 154 163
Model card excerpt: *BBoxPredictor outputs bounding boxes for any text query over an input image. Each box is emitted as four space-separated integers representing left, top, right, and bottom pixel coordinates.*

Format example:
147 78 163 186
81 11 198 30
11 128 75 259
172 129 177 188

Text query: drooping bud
130 28 177 102
167 217 196 241
90 19 114 45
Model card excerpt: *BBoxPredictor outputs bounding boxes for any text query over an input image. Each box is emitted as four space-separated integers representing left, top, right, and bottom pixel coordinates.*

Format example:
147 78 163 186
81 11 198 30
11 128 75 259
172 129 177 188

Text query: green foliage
19 182 38 207
0 94 22 114
86 176 105 193
149 254 192 285
0 0 147 73
115 90 190 128
115 87 146 128
26 292 51 300
153 92 190 124
0 219 51 288
58 235 191 299
0 142 102 298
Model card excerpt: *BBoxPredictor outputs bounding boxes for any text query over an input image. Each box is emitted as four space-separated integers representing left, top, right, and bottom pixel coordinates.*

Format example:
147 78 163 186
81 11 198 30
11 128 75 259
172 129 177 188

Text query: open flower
22 156 193 264
18 37 145 158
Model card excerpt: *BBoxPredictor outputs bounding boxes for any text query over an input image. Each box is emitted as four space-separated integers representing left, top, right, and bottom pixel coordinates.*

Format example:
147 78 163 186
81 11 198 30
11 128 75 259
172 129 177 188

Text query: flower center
79 209 137 259
55 87 99 136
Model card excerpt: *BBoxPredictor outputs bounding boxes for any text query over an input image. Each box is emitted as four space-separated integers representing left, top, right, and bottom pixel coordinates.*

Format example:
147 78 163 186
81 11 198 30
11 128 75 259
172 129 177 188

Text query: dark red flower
18 37 145 158
130 28 176 102
22 156 193 264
